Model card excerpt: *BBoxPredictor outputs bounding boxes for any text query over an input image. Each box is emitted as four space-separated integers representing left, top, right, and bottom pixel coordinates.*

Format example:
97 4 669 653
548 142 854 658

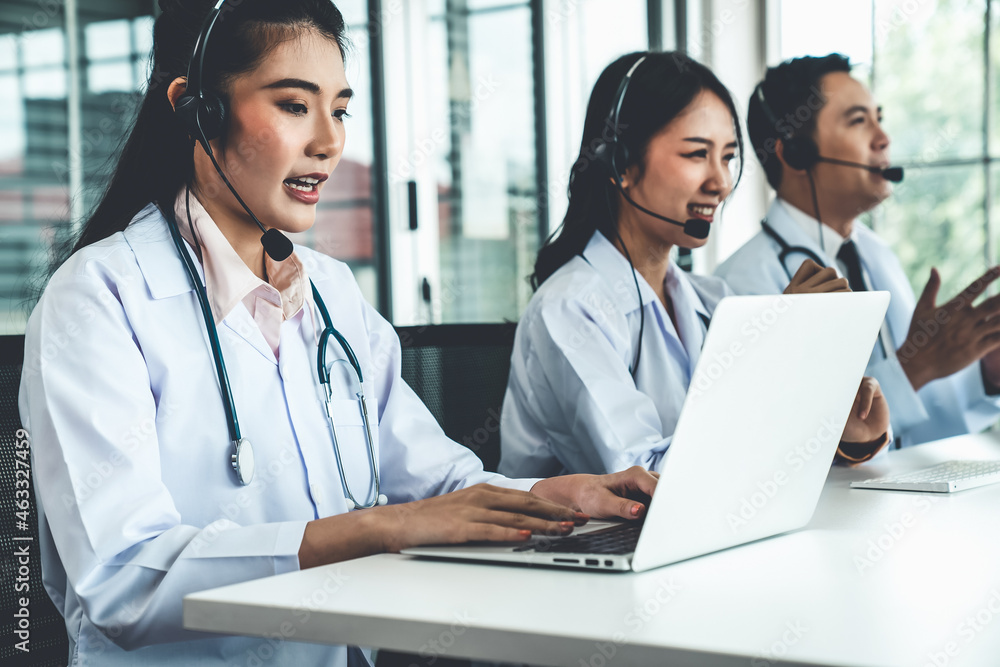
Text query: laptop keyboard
515 522 643 555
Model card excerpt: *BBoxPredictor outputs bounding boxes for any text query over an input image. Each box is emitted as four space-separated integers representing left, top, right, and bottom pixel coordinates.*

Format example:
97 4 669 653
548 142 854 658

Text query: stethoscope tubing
312 284 381 509
760 219 826 280
760 219 889 360
165 203 243 444
161 202 382 506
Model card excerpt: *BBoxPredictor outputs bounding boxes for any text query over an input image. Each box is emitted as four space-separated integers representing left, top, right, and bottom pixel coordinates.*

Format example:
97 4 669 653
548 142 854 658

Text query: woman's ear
619 163 641 190
166 77 188 112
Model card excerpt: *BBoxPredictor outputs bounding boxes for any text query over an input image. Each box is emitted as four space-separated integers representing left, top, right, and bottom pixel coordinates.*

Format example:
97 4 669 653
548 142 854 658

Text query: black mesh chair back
377 323 517 667
396 323 517 473
0 335 69 666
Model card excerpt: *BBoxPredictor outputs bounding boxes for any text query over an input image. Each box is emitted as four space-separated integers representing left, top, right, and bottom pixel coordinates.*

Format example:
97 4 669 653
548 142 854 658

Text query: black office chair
375 323 518 667
395 323 518 473
0 335 69 666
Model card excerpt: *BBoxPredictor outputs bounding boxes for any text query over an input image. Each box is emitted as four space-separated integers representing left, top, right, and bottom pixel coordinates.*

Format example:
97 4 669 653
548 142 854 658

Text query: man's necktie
837 240 867 292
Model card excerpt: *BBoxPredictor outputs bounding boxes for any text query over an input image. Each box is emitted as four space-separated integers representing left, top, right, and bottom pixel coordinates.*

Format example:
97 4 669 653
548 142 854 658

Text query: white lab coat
715 198 1000 446
18 203 535 666
500 231 729 477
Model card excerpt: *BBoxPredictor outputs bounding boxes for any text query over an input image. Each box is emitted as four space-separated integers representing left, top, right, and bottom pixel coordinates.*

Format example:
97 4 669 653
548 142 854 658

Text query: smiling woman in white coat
500 51 891 480
16 2 658 665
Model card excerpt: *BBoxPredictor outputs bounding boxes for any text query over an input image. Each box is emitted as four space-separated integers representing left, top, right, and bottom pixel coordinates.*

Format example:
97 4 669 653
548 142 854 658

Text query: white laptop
402 292 890 572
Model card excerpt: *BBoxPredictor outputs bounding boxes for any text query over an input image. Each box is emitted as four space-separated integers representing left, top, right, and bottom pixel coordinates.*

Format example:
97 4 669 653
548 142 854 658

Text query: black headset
754 80 829 253
172 0 293 261
754 80 825 266
592 56 645 181
174 0 230 143
753 83 820 171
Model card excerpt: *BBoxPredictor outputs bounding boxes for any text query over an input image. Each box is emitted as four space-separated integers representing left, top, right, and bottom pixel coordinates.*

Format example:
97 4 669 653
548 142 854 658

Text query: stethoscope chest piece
232 438 255 486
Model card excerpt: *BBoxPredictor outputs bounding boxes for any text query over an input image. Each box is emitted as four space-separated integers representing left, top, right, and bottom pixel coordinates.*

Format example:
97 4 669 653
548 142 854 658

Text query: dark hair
531 51 744 289
64 0 348 261
748 53 851 190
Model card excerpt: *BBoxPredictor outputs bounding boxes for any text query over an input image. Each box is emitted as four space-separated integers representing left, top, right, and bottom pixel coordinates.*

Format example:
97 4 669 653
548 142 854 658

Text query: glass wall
0 13 71 335
387 0 659 325
287 0 381 302
1 0 678 332
542 0 650 260
424 0 539 323
0 0 381 334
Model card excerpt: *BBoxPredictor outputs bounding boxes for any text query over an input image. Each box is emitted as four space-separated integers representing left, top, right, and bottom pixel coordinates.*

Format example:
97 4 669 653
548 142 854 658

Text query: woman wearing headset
17 2 656 664
499 51 890 478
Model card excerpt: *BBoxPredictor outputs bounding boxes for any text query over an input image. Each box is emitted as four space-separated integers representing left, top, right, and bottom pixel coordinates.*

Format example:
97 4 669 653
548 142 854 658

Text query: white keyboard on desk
851 460 1000 493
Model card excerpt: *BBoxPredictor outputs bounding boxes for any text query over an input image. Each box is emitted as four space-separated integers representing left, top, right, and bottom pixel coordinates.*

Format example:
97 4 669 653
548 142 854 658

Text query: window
0 1 385 334
1 0 676 333
287 4 383 307
543 0 651 244
415 0 539 324
0 25 69 335
874 0 995 299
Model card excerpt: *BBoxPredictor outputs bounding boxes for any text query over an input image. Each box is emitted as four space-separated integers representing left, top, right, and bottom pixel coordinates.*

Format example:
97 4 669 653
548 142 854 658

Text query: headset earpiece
592 138 614 172
781 135 819 171
174 90 227 144
593 137 629 183
594 55 646 187
174 1 230 145
755 83 819 172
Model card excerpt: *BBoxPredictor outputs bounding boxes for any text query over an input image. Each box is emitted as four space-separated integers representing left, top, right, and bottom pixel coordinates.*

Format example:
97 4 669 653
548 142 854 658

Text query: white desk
184 433 1000 666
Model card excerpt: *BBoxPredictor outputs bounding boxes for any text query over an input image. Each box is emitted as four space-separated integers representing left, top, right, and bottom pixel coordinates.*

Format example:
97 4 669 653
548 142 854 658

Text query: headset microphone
196 134 295 261
616 187 712 239
260 229 294 261
174 0 294 262
814 156 905 183
880 166 904 182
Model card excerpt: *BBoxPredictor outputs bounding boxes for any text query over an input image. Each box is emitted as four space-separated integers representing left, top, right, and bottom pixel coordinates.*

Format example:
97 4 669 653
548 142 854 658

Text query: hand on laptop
530 466 659 522
783 259 850 295
297 470 657 567
376 484 590 553
841 376 889 444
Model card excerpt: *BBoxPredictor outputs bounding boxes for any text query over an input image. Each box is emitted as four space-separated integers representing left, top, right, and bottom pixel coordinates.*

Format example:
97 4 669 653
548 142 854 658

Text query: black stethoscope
760 219 827 280
160 198 386 509
581 249 713 375
760 218 890 360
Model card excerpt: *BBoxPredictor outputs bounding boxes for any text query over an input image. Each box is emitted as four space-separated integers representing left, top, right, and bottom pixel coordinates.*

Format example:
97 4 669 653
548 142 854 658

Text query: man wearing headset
715 54 1000 448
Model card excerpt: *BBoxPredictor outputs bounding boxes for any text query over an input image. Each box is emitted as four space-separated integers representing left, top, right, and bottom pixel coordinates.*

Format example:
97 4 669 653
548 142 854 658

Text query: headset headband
608 55 647 138
185 0 229 98
754 82 793 140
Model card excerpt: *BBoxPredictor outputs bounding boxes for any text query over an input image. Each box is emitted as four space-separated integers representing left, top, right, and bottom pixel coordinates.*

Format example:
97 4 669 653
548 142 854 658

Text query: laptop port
553 558 579 564
586 559 599 566
605 560 613 567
